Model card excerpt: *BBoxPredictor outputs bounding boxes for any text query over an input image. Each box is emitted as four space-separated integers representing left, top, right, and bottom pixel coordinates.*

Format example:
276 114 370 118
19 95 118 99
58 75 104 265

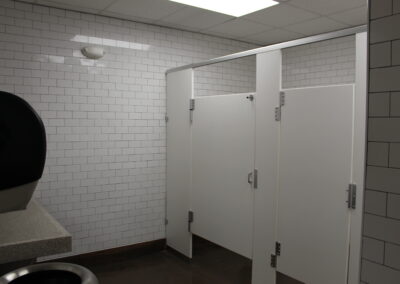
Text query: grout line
365 212 400 222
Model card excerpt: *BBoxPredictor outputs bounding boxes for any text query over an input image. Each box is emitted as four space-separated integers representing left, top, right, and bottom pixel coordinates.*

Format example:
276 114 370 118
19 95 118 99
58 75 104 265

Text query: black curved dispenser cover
0 91 46 190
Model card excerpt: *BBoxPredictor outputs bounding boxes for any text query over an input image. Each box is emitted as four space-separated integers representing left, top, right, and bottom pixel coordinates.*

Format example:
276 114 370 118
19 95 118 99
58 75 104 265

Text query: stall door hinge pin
280 91 285 106
270 254 277 268
347 184 357 209
190 98 195 111
275 92 285 121
275 107 281 121
188 210 194 232
189 99 195 123
275 242 281 256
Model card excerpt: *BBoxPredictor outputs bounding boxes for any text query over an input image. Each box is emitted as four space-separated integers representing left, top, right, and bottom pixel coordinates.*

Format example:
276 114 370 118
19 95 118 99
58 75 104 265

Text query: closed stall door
191 93 255 259
276 85 355 284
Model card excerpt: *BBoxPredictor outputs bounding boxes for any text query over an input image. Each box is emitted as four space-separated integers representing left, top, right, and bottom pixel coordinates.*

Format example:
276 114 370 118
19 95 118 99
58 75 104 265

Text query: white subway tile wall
0 0 257 257
194 56 256 96
193 36 357 97
282 35 355 89
362 0 400 283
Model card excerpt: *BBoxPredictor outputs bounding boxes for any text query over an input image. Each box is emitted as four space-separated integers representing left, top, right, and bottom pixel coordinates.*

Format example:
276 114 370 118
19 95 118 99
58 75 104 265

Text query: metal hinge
188 210 194 232
275 107 281 121
165 218 168 225
165 115 169 123
275 92 285 121
270 254 277 268
280 91 285 106
190 98 195 111
190 98 195 123
347 184 357 209
275 242 281 256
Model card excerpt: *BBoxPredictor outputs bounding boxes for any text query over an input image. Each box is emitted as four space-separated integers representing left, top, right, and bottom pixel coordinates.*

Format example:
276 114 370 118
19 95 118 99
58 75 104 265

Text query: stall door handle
248 172 253 185
248 170 258 189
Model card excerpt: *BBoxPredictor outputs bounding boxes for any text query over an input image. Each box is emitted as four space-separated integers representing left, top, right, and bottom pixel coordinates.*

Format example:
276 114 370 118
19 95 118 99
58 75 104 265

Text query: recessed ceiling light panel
169 0 279 17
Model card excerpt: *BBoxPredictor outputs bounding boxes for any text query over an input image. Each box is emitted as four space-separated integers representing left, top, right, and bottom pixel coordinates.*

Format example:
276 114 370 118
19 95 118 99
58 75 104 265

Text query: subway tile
364 189 387 216
370 66 400 92
370 42 391 68
387 193 400 219
370 14 400 43
370 0 393 19
366 166 400 194
389 143 400 167
395 0 400 14
385 243 400 270
361 260 400 284
363 213 400 244
368 142 389 166
362 237 385 263
391 92 400 116
281 36 355 89
392 40 400 66
368 118 400 142
369 92 390 117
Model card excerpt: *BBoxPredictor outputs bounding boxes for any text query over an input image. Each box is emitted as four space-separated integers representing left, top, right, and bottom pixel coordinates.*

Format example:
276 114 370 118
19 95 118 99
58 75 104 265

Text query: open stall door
166 69 193 258
191 94 255 258
276 85 355 284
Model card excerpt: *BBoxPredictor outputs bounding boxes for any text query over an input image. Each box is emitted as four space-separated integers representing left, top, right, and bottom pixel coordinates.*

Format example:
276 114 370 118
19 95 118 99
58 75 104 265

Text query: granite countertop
0 200 71 264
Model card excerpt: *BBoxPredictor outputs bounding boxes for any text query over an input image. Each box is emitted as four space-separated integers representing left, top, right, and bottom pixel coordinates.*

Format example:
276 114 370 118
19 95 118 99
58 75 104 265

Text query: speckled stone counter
0 200 71 264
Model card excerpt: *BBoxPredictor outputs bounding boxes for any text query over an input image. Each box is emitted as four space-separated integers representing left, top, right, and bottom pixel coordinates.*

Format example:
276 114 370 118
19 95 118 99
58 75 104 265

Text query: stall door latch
248 169 258 189
347 184 357 209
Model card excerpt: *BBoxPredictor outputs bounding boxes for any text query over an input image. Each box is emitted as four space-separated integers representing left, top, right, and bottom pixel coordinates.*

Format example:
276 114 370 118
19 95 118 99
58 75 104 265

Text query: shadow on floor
57 236 252 284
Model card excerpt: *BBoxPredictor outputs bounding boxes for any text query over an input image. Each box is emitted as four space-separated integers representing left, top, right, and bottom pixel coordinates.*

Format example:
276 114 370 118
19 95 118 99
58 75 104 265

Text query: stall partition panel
276 85 355 284
166 69 193 258
191 93 256 258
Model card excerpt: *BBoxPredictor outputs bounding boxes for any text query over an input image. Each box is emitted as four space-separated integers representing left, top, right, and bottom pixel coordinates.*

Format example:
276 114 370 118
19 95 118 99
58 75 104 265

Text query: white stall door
191 94 255 258
277 85 354 284
166 69 193 258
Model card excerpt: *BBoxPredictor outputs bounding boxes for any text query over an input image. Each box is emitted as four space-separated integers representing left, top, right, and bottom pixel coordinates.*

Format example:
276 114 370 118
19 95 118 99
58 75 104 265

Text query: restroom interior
0 0 399 283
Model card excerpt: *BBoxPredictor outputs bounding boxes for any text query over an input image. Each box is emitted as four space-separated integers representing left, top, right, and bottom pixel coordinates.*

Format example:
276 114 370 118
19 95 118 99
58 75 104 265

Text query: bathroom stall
166 26 367 284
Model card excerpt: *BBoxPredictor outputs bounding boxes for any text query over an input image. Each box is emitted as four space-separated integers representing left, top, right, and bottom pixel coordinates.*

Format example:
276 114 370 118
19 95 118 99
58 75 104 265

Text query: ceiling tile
329 6 368 26
242 28 304 45
285 17 349 36
204 19 271 38
105 0 184 21
243 3 319 27
157 7 233 31
38 0 115 12
288 0 367 15
17 0 365 45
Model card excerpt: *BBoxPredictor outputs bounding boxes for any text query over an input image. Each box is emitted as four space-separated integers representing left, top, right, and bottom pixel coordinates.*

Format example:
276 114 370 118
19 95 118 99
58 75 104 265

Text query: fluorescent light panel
169 0 279 17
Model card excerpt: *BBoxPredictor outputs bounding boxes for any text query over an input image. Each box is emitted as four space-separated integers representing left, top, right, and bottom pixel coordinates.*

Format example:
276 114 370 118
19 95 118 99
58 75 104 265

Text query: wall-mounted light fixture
81 46 106 59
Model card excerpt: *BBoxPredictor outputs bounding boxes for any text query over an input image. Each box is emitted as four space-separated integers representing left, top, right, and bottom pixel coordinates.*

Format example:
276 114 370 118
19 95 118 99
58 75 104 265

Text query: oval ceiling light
81 46 106 60
169 0 279 17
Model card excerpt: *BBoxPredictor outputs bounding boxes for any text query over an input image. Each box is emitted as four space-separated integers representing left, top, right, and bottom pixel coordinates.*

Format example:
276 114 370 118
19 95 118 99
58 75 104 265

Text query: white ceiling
20 0 368 45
